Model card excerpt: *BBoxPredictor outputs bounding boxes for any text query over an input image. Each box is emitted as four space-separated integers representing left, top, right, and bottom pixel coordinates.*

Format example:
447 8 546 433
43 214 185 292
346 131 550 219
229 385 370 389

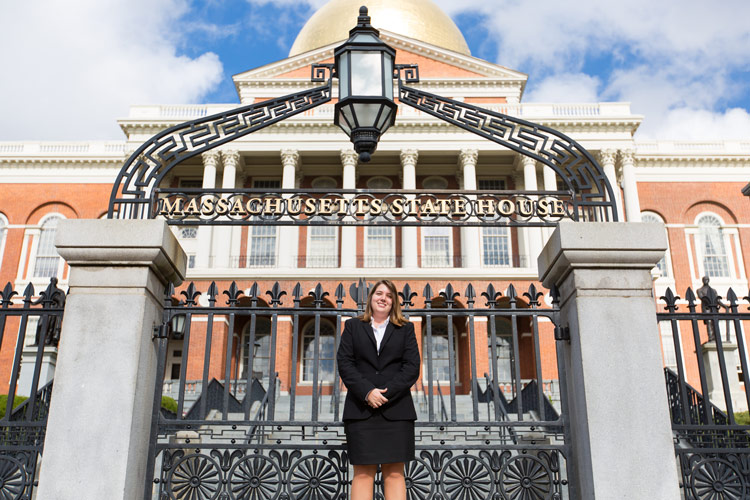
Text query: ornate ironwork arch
107 64 619 222
107 65 334 219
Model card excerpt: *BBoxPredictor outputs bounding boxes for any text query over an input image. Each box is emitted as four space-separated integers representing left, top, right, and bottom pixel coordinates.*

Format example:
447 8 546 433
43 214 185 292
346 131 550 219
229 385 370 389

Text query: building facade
1 0 749 406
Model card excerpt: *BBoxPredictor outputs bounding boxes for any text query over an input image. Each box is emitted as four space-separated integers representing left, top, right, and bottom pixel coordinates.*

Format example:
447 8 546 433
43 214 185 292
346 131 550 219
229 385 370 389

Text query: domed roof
289 0 471 57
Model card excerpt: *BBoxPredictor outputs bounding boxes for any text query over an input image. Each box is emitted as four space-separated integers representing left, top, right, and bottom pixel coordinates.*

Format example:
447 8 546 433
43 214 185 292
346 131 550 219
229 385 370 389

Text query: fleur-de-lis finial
481 284 502 307
399 284 418 309
267 282 287 306
181 282 201 306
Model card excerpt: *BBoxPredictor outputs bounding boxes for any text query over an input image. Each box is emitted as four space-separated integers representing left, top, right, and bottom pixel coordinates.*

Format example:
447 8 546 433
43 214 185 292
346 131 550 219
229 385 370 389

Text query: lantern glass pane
342 105 357 128
353 103 382 128
338 54 349 99
384 53 394 99
351 33 381 44
337 109 353 134
351 51 383 96
376 106 393 130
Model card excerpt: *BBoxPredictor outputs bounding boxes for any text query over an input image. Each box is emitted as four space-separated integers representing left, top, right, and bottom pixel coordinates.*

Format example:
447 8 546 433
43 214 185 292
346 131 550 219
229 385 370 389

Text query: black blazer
337 317 421 421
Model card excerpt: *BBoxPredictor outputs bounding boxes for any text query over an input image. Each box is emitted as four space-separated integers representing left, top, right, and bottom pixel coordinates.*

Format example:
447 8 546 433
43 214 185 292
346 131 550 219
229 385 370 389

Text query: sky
1 0 750 142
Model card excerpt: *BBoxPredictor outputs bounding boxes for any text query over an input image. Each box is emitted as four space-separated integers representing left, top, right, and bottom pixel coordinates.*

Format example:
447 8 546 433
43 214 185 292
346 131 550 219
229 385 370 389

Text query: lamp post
334 6 397 163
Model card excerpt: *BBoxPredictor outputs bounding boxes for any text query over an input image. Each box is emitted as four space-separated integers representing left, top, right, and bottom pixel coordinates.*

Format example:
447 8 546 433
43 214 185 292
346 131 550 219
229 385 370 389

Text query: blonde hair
360 279 407 326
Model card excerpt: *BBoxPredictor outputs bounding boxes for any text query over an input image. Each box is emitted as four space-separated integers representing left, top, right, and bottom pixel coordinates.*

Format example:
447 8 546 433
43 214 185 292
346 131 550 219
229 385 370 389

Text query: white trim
0 213 8 275
640 211 673 279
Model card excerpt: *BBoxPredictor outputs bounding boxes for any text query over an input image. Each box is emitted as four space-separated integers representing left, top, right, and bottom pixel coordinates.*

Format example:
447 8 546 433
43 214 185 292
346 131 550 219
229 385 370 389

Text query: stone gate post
37 220 185 500
538 222 680 499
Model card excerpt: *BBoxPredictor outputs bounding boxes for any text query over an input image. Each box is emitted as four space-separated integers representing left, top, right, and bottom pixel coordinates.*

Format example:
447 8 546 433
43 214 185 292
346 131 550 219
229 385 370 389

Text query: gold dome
289 0 471 57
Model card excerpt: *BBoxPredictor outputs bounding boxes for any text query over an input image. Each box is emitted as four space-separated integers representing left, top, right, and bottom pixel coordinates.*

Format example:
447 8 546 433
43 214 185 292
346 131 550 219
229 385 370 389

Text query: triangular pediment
233 29 527 84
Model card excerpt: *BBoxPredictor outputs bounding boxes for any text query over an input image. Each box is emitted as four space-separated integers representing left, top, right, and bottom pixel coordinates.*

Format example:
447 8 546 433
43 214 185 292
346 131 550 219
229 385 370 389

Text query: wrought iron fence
146 279 570 499
0 278 65 499
658 285 750 499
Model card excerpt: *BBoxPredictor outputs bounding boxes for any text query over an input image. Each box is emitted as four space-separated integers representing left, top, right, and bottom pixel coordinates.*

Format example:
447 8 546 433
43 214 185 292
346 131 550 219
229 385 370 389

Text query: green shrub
735 411 750 425
161 396 178 414
0 395 28 419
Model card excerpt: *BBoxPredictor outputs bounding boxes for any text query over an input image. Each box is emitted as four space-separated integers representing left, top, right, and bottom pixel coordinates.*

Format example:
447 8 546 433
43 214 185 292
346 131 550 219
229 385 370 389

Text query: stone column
538 222 679 499
340 149 358 269
598 149 624 221
542 165 558 241
279 149 299 269
196 151 218 268
212 149 240 268
401 149 419 268
459 149 481 268
620 149 641 222
703 341 748 412
38 219 185 500
521 155 543 268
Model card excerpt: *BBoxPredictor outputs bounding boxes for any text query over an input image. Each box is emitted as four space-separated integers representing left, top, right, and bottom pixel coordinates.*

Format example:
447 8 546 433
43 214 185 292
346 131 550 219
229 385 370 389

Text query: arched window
423 318 459 382
0 214 7 273
641 212 671 278
697 214 730 278
33 215 63 278
241 317 272 385
301 319 335 382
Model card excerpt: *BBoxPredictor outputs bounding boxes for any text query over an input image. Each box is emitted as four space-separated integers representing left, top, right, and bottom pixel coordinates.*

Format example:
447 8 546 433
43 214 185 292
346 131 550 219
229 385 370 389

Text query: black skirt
344 412 415 465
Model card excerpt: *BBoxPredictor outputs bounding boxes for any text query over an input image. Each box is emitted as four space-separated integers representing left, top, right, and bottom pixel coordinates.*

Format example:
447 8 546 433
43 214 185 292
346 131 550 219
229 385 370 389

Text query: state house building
1 0 749 405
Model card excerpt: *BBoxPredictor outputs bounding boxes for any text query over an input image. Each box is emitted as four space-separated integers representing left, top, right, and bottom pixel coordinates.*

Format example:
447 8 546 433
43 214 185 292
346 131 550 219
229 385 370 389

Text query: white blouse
371 317 390 351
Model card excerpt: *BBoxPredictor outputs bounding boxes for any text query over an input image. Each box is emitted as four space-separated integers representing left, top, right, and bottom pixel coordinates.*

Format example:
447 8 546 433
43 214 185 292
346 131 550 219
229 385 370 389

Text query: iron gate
0 278 64 499
146 279 570 499
658 285 750 499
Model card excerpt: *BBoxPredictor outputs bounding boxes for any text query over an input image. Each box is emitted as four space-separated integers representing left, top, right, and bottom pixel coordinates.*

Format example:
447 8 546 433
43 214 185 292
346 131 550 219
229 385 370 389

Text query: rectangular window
307 226 337 267
248 225 276 267
659 322 677 370
422 227 451 267
365 226 394 267
478 179 507 191
33 218 62 278
482 226 511 266
179 179 203 188
253 179 282 189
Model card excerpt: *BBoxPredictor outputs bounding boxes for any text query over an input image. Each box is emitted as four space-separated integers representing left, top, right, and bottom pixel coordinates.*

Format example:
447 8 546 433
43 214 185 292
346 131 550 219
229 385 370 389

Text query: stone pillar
542 165 558 241
459 149 481 268
703 341 748 412
538 222 679 499
38 219 185 500
599 149 625 221
521 155 543 269
213 149 239 268
340 149 358 269
401 149 419 268
620 149 641 222
196 151 218 268
279 149 299 269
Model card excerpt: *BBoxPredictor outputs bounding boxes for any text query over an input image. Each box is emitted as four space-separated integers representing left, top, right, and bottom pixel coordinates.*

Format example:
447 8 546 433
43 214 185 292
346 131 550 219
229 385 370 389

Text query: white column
620 149 642 222
39 219 185 500
340 149 358 269
196 151 218 268
542 163 558 242
459 149 481 268
599 149 625 221
521 155 543 268
279 149 299 269
401 149 419 268
538 222 680 499
212 149 239 268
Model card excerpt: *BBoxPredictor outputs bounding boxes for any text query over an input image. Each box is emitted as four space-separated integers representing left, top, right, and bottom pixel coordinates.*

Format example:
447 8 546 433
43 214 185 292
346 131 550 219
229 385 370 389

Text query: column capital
520 154 537 168
598 149 617 166
202 150 220 169
280 149 300 167
220 149 241 167
400 149 419 167
620 149 636 165
458 148 478 168
340 149 358 167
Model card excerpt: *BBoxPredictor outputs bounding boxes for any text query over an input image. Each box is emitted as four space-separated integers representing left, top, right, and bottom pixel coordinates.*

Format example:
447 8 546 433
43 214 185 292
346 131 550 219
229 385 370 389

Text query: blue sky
2 0 750 141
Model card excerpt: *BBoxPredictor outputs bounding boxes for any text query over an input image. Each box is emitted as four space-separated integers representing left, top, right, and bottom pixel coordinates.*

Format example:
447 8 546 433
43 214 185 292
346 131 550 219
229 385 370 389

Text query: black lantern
334 6 397 162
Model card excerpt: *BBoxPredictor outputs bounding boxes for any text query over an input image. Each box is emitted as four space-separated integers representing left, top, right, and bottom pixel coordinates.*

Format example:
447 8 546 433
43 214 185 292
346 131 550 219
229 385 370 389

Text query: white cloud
525 73 600 103
0 0 224 140
637 108 750 141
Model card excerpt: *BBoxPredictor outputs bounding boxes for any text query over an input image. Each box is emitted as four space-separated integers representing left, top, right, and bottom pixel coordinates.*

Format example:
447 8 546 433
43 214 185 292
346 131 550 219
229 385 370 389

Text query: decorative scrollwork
439 455 494 500
166 453 222 500
500 455 553 500
287 455 342 500
0 456 27 499
228 455 282 500
689 458 745 499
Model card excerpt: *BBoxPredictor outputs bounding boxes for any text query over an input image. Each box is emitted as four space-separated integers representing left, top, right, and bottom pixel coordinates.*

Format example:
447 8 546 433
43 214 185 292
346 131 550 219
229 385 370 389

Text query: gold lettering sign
157 191 574 224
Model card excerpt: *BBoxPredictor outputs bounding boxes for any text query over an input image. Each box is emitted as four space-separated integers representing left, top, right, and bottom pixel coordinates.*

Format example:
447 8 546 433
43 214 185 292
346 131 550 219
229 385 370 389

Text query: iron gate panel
146 280 571 499
0 278 64 499
658 286 750 499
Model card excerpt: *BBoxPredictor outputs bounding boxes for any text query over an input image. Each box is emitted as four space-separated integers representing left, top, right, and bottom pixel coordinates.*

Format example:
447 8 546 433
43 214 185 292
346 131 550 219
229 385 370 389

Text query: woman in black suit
337 279 421 500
